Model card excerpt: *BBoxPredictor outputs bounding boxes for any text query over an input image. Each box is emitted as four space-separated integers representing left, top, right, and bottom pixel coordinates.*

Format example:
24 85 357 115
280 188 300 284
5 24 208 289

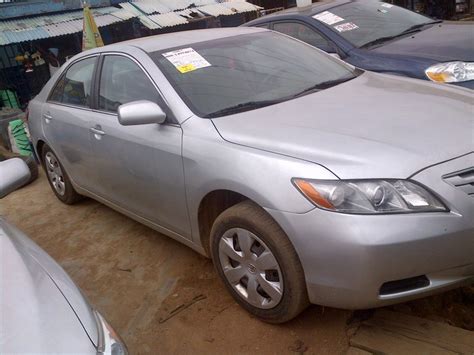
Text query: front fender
181 117 338 244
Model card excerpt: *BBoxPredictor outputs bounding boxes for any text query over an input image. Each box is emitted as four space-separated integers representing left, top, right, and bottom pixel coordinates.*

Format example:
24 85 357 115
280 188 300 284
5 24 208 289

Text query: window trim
93 51 178 125
270 20 339 54
46 54 99 111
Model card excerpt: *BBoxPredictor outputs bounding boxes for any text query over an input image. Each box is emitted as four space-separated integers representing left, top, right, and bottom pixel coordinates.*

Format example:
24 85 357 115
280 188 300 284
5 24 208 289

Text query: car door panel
89 114 189 236
42 56 99 192
90 54 191 238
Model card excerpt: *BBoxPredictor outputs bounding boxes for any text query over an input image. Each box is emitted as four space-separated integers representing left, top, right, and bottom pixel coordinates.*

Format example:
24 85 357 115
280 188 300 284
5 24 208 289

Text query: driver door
89 54 190 238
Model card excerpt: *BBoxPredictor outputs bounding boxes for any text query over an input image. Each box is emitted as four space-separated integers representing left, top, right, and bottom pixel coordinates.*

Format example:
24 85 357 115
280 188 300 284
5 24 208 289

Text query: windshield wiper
204 99 284 118
291 76 356 99
361 20 442 49
399 20 442 35
205 76 357 118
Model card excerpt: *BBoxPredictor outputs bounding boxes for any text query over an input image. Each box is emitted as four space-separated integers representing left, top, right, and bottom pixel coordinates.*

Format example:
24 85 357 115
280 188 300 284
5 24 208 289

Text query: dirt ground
1 171 473 354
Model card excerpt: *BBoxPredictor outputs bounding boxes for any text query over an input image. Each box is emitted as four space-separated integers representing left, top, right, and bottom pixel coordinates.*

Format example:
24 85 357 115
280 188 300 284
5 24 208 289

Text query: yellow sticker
177 63 197 73
163 47 211 74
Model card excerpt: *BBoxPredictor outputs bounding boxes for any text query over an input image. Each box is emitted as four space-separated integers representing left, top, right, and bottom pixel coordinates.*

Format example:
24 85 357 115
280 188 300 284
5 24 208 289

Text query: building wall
0 0 112 20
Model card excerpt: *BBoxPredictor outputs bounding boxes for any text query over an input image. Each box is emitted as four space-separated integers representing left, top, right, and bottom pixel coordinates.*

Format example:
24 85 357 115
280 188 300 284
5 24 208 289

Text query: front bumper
267 154 474 309
95 310 128 355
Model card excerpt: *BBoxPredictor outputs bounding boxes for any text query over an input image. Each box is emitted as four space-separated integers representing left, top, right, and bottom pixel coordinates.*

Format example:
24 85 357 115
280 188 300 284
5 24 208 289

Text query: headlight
94 310 128 355
425 61 474 83
293 179 447 214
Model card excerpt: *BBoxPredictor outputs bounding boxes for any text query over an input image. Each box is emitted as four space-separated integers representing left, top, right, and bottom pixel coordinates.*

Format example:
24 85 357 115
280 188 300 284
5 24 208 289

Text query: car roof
89 27 267 54
244 0 350 24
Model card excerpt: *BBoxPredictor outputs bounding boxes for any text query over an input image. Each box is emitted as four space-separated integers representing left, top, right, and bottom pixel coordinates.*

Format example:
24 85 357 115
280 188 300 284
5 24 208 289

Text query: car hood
0 218 97 353
371 22 474 62
211 72 474 179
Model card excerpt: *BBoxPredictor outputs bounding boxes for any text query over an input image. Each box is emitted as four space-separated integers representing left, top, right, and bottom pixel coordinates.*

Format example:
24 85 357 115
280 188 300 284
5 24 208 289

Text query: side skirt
73 183 208 257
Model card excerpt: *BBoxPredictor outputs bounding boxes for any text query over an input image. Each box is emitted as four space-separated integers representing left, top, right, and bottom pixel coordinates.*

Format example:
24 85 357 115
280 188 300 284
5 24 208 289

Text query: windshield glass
313 1 435 48
151 32 356 118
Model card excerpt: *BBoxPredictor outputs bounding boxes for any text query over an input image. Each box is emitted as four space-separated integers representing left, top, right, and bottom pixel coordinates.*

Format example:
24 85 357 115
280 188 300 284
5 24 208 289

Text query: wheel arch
197 189 253 256
36 139 46 164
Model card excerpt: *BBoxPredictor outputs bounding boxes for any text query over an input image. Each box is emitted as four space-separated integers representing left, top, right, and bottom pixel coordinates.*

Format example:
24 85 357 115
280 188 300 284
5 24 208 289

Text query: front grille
443 167 474 197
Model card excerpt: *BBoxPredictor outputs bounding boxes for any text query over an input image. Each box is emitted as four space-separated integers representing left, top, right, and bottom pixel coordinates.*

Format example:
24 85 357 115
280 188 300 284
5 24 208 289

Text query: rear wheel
210 200 309 323
42 145 83 204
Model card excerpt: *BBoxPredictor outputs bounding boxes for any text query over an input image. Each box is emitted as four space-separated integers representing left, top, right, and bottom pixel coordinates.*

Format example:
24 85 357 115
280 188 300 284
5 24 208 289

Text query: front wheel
210 200 309 323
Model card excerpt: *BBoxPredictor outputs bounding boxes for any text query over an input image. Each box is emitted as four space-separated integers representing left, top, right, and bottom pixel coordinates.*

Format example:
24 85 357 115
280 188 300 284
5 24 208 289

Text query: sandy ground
2 171 472 354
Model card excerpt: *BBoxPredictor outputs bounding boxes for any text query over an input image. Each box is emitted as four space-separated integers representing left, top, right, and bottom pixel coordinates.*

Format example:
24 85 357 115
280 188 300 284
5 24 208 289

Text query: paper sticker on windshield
313 11 344 25
163 47 211 74
381 3 393 8
334 22 359 32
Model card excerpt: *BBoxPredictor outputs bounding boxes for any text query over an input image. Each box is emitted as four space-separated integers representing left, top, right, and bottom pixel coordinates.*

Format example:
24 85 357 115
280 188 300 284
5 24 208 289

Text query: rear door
89 53 190 237
42 55 100 192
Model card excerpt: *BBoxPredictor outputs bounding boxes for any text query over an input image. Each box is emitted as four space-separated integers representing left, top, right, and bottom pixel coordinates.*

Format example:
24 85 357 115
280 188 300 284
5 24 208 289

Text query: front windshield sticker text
334 22 359 32
313 11 344 25
163 47 211 74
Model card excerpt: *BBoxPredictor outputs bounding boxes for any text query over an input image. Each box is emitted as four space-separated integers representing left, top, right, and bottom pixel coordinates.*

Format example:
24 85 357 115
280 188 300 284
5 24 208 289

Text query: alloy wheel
45 151 66 196
218 228 283 309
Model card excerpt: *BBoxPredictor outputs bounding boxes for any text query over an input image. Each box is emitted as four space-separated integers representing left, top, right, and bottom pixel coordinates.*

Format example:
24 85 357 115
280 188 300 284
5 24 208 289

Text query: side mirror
0 158 31 198
117 100 167 126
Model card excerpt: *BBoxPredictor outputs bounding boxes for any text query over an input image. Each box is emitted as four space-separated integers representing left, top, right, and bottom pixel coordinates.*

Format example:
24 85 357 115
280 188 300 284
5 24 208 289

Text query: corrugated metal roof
148 12 188 27
43 20 83 37
127 0 227 14
109 8 137 21
196 4 236 16
177 8 205 19
220 1 262 13
119 3 161 29
0 7 134 45
130 1 171 14
0 6 122 31
190 0 218 6
94 13 127 27
0 1 260 45
154 0 195 12
2 28 50 46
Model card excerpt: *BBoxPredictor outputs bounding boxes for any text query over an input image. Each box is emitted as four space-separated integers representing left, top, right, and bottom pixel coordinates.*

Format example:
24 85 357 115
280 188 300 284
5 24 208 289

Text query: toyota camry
27 27 473 323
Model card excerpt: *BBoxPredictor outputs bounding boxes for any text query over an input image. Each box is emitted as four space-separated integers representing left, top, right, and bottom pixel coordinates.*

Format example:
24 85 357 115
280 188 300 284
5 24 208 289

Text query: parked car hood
0 218 97 353
211 72 473 179
371 22 474 62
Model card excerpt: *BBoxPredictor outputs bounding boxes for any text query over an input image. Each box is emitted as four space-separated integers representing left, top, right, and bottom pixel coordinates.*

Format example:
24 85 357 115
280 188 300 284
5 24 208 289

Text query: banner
82 6 104 51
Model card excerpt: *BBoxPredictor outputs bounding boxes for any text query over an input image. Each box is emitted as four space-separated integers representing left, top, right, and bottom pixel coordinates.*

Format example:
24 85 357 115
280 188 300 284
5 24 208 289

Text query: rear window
49 56 96 107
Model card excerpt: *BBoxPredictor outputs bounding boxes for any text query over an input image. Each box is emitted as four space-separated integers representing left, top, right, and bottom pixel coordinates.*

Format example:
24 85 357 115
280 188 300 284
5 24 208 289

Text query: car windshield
313 1 437 48
151 31 357 118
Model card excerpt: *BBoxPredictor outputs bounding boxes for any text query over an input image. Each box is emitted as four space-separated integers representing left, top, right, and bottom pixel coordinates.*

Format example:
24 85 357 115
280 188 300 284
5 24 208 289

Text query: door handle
90 126 105 139
43 113 53 123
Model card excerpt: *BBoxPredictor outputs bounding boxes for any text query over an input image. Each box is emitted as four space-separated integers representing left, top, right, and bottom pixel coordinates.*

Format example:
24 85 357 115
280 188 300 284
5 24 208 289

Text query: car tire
210 200 309 323
41 144 83 204
21 154 38 184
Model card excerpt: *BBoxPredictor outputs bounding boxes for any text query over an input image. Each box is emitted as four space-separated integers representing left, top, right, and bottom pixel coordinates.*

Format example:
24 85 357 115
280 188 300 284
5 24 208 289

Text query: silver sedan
0 158 127 353
27 27 473 323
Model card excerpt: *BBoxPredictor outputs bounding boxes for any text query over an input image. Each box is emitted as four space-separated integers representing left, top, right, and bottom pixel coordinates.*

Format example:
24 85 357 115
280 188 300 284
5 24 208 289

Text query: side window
255 23 270 29
99 55 160 113
273 22 333 52
49 57 96 107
